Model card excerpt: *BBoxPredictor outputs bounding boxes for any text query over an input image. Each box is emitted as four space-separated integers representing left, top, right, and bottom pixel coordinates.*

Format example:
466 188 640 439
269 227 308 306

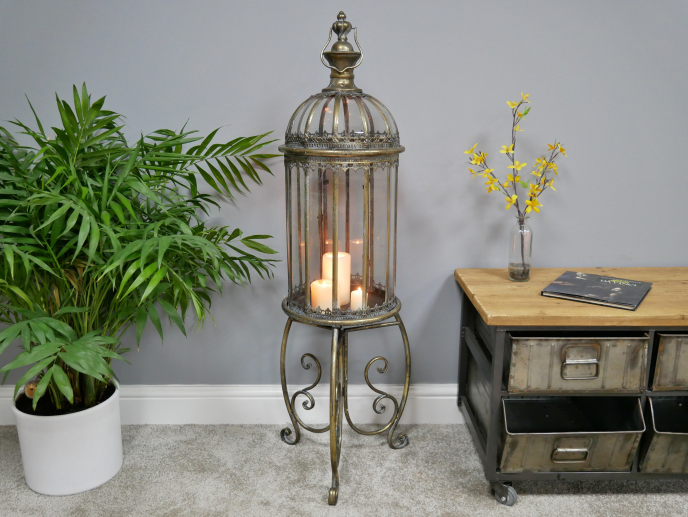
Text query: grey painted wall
1 1 687 387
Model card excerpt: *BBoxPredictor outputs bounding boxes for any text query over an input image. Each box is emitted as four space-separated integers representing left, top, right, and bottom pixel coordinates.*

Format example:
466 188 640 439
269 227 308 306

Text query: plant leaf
13 357 54 400
32 367 54 409
159 299 186 337
52 364 74 404
136 306 147 347
147 303 163 342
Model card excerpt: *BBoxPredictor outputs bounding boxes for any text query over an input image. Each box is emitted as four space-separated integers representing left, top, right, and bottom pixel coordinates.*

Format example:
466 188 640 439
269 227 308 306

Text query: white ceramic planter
12 385 123 495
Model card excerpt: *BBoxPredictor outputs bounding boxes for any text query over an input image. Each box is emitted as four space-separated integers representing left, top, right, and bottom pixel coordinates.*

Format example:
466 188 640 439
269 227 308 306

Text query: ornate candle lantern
279 12 411 505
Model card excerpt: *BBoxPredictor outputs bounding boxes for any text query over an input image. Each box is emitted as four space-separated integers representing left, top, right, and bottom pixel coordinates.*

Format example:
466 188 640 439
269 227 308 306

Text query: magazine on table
541 271 652 310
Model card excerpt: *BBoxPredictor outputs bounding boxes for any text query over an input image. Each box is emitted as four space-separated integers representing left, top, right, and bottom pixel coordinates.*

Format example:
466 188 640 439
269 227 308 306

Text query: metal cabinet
457 287 688 507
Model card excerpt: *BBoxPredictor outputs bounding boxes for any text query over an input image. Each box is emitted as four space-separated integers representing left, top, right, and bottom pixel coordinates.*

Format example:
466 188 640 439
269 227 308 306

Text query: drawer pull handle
551 447 589 463
560 343 601 380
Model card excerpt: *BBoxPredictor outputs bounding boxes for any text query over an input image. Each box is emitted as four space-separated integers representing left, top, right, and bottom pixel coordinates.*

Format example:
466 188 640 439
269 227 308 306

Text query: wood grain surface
454 267 688 327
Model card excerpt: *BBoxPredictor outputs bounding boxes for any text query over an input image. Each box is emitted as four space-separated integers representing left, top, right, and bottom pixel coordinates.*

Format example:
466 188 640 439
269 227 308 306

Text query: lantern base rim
282 296 401 328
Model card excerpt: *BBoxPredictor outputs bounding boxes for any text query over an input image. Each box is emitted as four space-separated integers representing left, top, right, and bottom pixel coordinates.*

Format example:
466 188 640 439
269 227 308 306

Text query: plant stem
519 218 526 272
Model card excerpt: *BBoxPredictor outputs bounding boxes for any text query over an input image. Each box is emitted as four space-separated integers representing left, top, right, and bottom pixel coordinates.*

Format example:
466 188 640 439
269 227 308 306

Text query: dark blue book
541 271 652 311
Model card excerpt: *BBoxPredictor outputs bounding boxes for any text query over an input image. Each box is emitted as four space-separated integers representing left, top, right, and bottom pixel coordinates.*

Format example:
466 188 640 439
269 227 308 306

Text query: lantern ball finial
330 11 354 52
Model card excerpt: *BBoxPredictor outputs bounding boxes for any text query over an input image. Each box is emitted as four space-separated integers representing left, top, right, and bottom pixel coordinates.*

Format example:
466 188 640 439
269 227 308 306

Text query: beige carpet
1 424 688 516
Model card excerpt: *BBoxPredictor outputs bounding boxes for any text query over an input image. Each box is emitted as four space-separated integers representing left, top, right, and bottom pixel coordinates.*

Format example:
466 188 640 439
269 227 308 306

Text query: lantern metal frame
278 12 411 506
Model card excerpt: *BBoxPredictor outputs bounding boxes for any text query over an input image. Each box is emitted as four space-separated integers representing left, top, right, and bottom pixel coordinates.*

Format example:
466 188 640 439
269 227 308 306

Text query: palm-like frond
0 84 279 410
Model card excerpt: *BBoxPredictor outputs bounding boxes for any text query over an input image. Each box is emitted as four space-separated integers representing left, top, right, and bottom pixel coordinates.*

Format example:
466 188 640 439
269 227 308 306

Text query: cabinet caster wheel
494 485 517 506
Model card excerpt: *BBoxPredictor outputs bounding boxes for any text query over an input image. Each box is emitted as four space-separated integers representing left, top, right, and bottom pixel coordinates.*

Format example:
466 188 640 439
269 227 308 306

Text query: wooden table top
454 267 688 327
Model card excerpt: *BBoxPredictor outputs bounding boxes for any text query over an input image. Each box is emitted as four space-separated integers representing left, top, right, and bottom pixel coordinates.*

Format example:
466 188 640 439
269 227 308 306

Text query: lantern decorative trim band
279 11 410 506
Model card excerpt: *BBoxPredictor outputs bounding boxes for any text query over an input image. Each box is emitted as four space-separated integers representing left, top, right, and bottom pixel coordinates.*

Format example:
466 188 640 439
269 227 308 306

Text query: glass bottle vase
508 215 532 282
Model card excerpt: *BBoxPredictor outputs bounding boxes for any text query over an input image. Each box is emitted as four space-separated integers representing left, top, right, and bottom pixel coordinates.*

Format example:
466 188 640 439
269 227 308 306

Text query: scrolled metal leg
343 351 399 436
280 318 301 445
280 319 329 445
341 315 411 449
289 353 329 434
387 313 410 449
328 326 344 505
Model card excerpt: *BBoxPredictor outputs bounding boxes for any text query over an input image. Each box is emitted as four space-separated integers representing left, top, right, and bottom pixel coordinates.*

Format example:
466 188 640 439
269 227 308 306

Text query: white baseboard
0 384 464 426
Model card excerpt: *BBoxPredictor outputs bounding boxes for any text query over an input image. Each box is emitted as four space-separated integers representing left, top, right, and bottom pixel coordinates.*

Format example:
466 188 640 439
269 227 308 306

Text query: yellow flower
549 162 559 175
500 144 514 154
507 101 519 109
548 143 557 151
525 199 542 213
469 168 476 179
505 194 517 210
464 143 478 155
531 170 541 177
484 176 499 193
514 125 523 132
508 161 527 171
517 111 523 117
470 152 485 165
521 92 530 103
507 173 520 183
546 178 556 190
558 145 567 157
481 168 494 178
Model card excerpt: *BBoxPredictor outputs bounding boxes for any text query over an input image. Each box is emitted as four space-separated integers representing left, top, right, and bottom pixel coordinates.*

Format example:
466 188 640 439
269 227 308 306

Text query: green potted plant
0 84 278 495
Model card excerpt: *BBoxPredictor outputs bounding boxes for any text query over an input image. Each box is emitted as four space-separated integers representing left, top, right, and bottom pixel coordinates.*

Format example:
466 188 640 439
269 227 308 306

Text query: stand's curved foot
280 427 298 445
388 430 409 449
280 318 301 445
386 313 411 449
328 485 339 505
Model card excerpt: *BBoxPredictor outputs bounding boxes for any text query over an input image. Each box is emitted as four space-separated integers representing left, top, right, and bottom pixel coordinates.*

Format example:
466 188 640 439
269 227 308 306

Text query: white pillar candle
350 287 363 311
322 252 351 306
310 279 333 310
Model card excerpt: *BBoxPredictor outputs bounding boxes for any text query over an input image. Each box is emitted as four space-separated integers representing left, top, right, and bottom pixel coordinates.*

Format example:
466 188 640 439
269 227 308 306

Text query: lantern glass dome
285 92 399 150
280 12 404 325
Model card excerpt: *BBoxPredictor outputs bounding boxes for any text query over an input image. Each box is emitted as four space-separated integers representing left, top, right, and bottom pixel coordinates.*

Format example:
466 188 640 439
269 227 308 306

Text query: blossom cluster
465 93 566 216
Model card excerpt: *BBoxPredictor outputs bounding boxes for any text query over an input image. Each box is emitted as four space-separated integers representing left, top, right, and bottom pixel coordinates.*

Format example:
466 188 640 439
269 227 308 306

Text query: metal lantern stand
278 12 410 505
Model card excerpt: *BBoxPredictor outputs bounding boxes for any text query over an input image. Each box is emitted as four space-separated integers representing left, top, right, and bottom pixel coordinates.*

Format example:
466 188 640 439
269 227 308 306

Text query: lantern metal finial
321 12 363 92
331 12 352 50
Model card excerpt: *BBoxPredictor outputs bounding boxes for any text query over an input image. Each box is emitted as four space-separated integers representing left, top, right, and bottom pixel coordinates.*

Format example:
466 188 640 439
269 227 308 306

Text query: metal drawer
508 335 648 393
500 397 645 473
640 397 688 473
652 334 688 391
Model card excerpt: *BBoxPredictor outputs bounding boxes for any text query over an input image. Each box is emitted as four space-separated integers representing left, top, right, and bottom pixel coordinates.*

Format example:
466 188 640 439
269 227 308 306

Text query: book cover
541 271 652 310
